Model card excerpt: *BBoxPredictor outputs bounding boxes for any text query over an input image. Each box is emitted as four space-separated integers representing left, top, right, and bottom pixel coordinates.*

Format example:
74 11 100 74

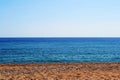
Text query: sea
0 38 120 63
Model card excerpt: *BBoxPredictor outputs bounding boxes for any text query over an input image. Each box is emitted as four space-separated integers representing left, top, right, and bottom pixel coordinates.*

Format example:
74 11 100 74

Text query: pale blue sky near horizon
0 0 120 37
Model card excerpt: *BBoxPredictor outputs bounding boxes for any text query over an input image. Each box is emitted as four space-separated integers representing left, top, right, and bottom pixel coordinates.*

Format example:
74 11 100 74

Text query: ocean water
0 38 120 63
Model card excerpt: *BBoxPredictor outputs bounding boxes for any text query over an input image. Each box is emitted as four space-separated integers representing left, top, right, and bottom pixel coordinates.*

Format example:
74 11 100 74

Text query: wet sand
0 63 120 80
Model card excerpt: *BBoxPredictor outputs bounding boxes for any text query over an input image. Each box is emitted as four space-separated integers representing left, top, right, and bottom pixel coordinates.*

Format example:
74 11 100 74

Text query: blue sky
0 0 120 37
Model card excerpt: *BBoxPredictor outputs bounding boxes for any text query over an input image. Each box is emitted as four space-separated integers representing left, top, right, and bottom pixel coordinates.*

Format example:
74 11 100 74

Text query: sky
0 0 120 37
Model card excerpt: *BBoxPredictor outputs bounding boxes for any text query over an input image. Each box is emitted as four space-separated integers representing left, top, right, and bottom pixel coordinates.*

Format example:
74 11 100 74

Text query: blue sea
0 38 120 63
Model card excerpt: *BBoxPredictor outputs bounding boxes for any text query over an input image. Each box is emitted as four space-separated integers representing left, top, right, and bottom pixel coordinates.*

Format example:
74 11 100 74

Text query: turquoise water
0 38 120 63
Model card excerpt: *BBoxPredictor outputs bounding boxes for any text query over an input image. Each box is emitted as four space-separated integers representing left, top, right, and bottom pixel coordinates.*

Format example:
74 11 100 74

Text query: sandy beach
0 63 120 80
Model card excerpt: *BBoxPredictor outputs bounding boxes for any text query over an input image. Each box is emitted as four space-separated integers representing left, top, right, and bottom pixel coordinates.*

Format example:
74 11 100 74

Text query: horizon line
0 37 120 38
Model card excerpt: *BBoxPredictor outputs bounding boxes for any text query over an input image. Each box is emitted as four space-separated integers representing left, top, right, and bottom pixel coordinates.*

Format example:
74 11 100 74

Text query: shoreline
0 63 120 80
1 62 120 65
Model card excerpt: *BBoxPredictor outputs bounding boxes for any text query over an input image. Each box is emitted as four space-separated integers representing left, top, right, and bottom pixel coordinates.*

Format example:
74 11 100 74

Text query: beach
0 63 120 80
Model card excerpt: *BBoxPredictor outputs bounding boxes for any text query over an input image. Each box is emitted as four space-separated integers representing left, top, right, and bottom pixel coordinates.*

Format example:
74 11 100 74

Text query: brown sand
0 63 120 80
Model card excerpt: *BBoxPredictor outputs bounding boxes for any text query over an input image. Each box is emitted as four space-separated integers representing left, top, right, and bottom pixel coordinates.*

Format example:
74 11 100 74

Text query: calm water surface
0 38 120 63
